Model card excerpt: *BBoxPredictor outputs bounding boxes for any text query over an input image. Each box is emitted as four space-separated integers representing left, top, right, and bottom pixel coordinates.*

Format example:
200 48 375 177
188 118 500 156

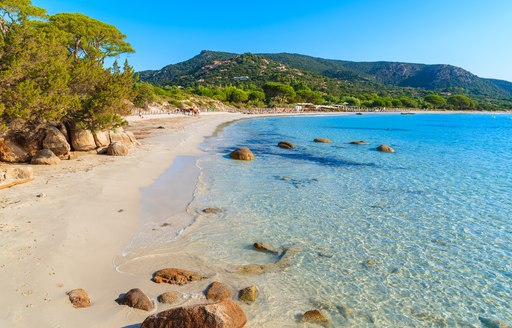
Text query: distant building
234 76 250 81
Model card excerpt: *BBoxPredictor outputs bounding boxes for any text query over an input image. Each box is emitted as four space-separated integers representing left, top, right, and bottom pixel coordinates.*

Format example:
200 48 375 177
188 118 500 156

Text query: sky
32 0 512 81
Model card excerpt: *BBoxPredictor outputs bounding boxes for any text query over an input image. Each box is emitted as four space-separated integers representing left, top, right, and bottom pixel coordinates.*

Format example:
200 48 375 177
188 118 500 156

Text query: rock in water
479 317 511 328
277 141 295 149
202 207 221 214
67 289 91 308
376 144 395 153
229 147 254 161
107 142 129 156
238 286 258 303
43 126 71 157
314 138 332 143
301 309 330 327
158 291 180 304
140 300 247 328
349 140 368 145
31 149 61 165
70 129 96 151
116 288 153 311
253 242 278 254
205 282 233 302
152 268 207 285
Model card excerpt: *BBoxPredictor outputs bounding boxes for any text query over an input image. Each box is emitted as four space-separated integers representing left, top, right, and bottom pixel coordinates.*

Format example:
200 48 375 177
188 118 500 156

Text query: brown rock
70 129 96 151
314 138 332 143
301 309 330 327
0 138 30 163
277 141 295 149
376 144 395 153
116 288 153 311
229 147 254 161
107 142 129 156
202 207 221 214
43 126 71 157
349 140 368 145
253 242 278 254
205 282 232 302
67 289 91 308
158 291 180 304
238 286 257 303
109 128 132 147
152 268 207 285
93 130 111 148
140 300 247 328
31 149 61 165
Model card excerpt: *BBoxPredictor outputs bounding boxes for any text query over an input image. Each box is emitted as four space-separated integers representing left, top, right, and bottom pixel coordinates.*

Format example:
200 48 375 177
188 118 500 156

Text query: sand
0 112 245 327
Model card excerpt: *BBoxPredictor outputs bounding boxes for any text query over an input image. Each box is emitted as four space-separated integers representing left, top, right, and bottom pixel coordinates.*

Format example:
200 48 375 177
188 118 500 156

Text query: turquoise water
187 113 511 327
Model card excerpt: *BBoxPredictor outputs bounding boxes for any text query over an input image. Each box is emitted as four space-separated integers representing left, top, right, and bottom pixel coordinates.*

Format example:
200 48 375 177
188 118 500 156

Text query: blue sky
33 0 512 81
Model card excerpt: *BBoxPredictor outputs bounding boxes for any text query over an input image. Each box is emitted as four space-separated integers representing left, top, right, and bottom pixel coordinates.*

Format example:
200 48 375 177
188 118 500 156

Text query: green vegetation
0 0 140 132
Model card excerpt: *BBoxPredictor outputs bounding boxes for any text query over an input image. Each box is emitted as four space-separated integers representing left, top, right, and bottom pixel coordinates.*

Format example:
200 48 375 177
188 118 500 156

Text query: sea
138 113 512 327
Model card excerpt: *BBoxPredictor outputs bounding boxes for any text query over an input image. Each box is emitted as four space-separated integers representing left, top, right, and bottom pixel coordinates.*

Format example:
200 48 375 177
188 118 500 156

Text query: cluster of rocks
0 124 139 165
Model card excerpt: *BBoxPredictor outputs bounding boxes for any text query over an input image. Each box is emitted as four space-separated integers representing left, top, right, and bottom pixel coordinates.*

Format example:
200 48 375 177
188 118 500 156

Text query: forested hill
140 51 512 101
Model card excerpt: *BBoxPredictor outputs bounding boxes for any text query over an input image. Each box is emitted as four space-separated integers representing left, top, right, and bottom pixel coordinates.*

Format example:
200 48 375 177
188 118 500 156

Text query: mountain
139 51 512 100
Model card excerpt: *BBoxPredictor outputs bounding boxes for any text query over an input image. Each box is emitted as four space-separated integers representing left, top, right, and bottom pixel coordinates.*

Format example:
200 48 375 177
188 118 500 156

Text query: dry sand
0 112 245 328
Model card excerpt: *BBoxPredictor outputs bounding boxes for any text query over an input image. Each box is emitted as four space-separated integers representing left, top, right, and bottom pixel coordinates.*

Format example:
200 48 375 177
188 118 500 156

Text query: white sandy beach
0 112 246 328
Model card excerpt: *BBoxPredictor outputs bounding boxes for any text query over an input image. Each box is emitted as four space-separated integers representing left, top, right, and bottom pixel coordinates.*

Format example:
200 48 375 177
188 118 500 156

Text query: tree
262 82 296 103
447 94 474 110
341 96 361 107
0 0 45 37
134 82 155 109
424 94 447 109
399 97 418 108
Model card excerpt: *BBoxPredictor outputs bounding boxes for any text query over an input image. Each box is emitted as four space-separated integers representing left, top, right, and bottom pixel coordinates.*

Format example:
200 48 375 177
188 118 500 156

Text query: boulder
107 142 129 156
70 129 96 151
205 282 232 302
125 131 139 145
93 130 111 148
253 242 278 254
31 149 61 165
277 141 295 149
314 138 332 143
229 147 254 161
67 289 91 308
152 268 207 285
43 126 71 157
301 309 330 327
0 138 30 163
349 140 368 145
376 144 395 153
158 291 180 305
109 128 132 147
140 300 247 328
238 286 257 303
116 288 153 311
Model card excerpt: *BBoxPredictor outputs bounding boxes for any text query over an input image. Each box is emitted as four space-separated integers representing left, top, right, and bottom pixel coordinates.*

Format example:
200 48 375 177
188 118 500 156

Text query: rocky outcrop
277 141 295 149
107 142 129 156
158 291 180 304
93 130 110 148
349 140 368 145
205 282 233 302
253 242 278 254
67 289 91 308
42 126 70 157
301 309 330 327
238 286 257 303
116 288 153 311
152 268 207 285
70 129 96 151
314 138 332 143
376 144 395 153
0 138 31 163
229 147 254 161
140 300 247 328
31 149 61 165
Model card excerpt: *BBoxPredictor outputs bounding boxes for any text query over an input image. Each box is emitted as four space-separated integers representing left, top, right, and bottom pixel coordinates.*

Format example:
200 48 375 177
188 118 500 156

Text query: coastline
0 112 245 327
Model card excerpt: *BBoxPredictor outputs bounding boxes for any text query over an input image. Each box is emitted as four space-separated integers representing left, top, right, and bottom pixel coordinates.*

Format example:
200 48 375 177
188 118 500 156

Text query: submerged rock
152 268 207 285
301 309 330 327
313 138 332 143
140 300 247 328
67 289 91 308
158 291 180 304
238 286 258 303
349 140 368 145
116 288 153 311
237 246 300 274
229 147 254 161
277 141 295 149
205 282 233 302
253 242 278 254
376 144 395 153
479 317 511 328
202 207 221 214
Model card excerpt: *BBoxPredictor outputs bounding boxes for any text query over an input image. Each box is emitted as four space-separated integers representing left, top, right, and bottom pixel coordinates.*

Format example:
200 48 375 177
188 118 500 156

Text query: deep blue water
188 113 512 327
